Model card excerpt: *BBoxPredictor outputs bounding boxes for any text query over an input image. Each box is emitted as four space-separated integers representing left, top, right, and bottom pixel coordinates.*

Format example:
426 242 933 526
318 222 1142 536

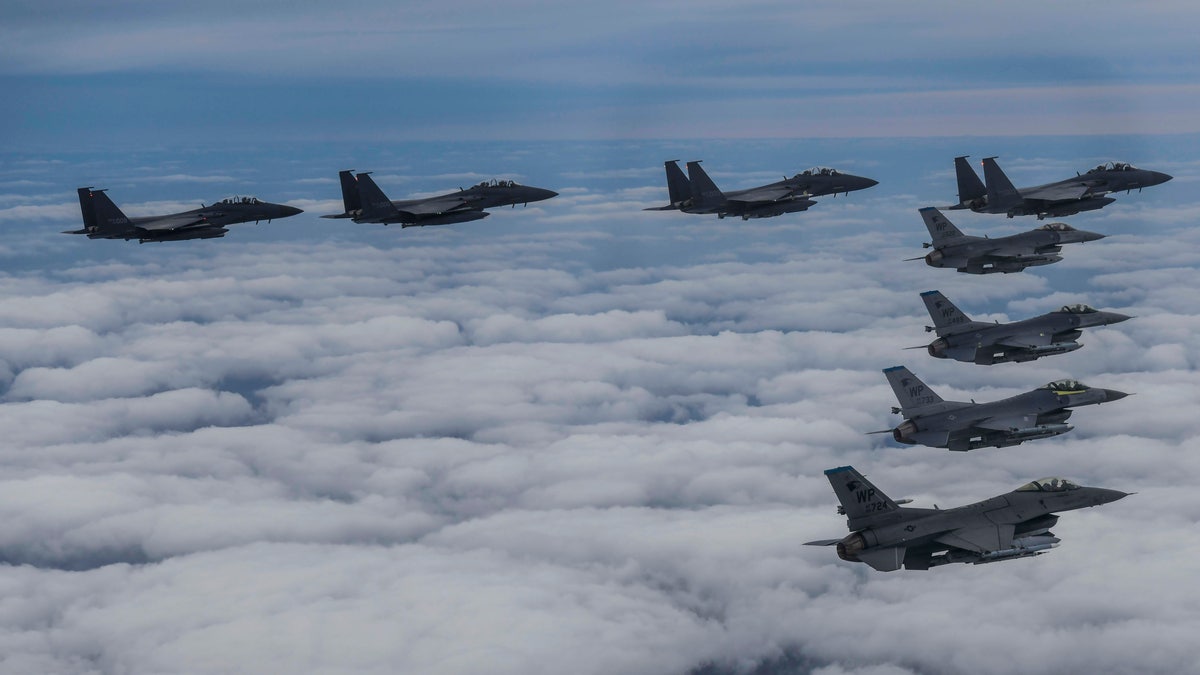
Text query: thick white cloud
0 150 1197 675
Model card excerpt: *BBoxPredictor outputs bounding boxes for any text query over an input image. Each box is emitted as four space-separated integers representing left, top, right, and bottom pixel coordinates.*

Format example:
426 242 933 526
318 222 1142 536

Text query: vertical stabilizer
981 157 1021 209
685 161 724 208
883 366 945 417
76 187 99 231
354 173 400 221
338 170 361 214
824 466 901 528
89 189 134 234
920 290 977 336
918 207 969 246
954 155 986 204
664 160 691 205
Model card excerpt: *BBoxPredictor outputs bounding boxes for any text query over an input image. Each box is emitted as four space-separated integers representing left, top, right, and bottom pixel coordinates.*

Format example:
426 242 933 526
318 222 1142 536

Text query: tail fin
981 157 1021 208
918 207 969 246
824 466 900 529
920 290 983 336
75 187 99 232
685 161 724 208
883 366 944 417
89 189 134 234
664 160 691 204
338 170 361 214
954 155 986 204
354 173 400 221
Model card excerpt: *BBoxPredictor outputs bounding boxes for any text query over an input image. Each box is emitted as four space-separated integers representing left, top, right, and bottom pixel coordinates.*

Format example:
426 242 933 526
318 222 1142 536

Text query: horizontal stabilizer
803 539 842 547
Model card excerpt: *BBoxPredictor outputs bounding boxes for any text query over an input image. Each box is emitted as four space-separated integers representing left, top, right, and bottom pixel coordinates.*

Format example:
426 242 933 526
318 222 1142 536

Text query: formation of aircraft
949 156 1171 219
911 206 1105 274
645 160 876 220
804 466 1128 571
322 170 558 227
875 366 1128 451
915 290 1132 365
66 188 302 243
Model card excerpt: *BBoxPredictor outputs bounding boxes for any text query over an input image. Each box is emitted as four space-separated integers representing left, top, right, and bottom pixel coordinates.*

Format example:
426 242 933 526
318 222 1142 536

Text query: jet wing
725 186 797 203
400 195 481 216
936 523 1015 553
974 414 1038 431
132 214 210 232
994 333 1054 348
1022 183 1090 202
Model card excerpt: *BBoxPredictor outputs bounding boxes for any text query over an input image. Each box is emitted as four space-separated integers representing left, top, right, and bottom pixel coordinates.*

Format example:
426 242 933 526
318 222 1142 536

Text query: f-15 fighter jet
949 156 1171 219
916 290 1132 365
912 207 1105 274
645 160 876 220
875 366 1128 451
66 188 302 243
805 465 1128 571
322 170 557 227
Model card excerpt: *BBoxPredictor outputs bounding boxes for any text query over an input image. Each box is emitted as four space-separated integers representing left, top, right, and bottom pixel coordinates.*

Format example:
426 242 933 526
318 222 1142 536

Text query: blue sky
3 2 1200 674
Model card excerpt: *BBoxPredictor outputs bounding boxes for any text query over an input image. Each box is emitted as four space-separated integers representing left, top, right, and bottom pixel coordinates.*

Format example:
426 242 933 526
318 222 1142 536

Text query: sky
2 2 1200 674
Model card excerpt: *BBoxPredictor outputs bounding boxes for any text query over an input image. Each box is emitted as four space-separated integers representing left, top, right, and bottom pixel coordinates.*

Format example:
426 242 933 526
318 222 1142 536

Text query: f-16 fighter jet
916 290 1132 365
912 206 1104 274
876 366 1128 451
949 156 1171 219
66 188 302 243
805 465 1128 571
644 160 876 220
322 170 557 227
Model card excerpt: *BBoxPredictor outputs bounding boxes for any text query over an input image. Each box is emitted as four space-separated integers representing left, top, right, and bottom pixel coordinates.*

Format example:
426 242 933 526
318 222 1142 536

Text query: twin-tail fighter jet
66 188 302 243
322 170 557 227
875 366 1128 451
912 206 1105 274
645 160 876 220
949 156 1171 219
915 290 1132 365
804 465 1128 571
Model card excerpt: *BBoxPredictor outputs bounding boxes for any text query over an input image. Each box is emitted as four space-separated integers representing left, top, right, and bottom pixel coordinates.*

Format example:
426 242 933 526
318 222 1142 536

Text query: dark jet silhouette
67 188 302 243
874 366 1128 451
322 170 557 227
912 207 1105 274
949 156 1171 219
645 160 876 220
915 290 1132 365
805 466 1129 571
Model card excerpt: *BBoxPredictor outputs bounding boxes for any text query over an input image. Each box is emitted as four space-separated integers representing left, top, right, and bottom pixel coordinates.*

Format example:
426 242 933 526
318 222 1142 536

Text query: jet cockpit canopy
798 167 840 177
1087 161 1137 173
1041 379 1090 393
478 179 517 188
217 196 263 206
1016 477 1081 492
1060 303 1097 314
1036 222 1076 232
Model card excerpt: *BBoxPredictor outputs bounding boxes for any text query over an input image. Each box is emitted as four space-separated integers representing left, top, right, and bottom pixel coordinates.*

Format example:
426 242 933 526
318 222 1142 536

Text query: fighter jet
66 188 302 243
805 465 1128 571
949 156 1171 219
916 290 1132 365
876 365 1128 451
644 160 876 220
322 170 557 227
912 206 1105 274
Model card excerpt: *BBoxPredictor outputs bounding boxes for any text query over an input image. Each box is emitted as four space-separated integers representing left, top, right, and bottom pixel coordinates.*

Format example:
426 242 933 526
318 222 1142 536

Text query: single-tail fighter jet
322 170 557 227
66 188 302 243
805 465 1129 571
644 160 876 220
949 156 1171 219
874 366 1128 451
915 290 1132 365
912 206 1105 274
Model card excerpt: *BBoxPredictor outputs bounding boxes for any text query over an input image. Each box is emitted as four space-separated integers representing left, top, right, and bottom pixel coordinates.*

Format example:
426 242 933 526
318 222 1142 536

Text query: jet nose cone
1101 389 1130 402
1103 311 1133 325
528 188 558 203
1079 230 1106 242
1151 171 1173 185
281 205 304 217
1094 488 1131 505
